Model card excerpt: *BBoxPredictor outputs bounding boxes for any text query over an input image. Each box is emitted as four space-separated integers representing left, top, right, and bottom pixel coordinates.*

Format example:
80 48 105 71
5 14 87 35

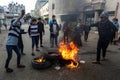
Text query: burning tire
31 57 52 70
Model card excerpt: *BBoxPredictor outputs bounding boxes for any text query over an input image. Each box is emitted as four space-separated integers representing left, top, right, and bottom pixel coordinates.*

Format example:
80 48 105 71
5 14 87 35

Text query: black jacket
90 20 117 40
37 22 45 33
50 23 60 35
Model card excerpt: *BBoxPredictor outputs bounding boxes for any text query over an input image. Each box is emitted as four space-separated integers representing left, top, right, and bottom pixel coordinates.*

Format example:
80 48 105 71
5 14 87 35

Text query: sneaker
101 57 107 61
6 68 13 73
36 49 40 51
17 64 25 68
40 45 43 47
31 53 35 56
92 61 101 64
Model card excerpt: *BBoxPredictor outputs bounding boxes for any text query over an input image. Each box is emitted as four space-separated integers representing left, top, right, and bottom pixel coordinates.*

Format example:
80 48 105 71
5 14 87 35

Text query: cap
100 11 109 18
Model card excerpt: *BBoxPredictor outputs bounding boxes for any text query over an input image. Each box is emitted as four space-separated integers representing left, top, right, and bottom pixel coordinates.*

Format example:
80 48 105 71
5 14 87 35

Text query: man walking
83 21 90 42
37 18 45 47
90 11 117 64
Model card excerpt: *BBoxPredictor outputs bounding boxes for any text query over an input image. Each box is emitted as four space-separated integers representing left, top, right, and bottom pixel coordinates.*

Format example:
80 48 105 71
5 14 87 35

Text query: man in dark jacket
50 20 59 47
90 11 117 64
83 21 90 42
37 18 45 47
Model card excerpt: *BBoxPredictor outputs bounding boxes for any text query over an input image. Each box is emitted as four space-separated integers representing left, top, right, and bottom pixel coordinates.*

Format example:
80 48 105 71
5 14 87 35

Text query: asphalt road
0 24 120 80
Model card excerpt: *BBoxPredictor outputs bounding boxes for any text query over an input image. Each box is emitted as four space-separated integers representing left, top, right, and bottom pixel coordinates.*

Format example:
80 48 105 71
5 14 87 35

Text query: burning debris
59 41 79 69
32 41 81 70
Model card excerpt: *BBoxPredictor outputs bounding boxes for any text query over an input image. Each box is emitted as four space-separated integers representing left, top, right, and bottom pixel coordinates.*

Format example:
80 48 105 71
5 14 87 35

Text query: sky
0 0 37 13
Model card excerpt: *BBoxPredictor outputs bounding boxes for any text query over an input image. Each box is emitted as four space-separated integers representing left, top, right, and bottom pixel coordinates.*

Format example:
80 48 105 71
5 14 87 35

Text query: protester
5 10 26 73
49 15 58 44
28 19 40 56
72 19 83 47
37 18 45 47
112 18 119 45
90 11 117 64
18 29 27 55
63 21 69 43
83 21 90 42
50 20 60 48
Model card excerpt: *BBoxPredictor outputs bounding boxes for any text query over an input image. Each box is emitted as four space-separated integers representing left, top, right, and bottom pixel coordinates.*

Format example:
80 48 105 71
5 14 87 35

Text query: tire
31 59 52 70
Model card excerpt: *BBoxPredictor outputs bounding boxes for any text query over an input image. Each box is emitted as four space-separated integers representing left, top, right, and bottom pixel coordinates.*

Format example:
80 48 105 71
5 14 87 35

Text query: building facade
34 0 48 17
49 0 120 24
40 2 49 19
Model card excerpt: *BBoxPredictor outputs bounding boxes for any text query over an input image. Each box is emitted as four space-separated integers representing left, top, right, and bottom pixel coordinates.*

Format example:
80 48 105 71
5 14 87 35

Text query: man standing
49 15 58 44
83 21 90 42
37 18 45 47
5 10 25 73
90 11 117 64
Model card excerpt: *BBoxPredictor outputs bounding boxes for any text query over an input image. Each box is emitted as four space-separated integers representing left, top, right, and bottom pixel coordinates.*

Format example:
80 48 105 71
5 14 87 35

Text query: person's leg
31 36 35 55
5 45 14 72
55 34 58 47
50 33 52 44
20 37 25 55
40 32 43 47
5 45 13 68
64 33 66 43
102 40 110 60
13 46 25 68
86 32 89 41
35 36 40 51
93 38 102 64
51 35 54 47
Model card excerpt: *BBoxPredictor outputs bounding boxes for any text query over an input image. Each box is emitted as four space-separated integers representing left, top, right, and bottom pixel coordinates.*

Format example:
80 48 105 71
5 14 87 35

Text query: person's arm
12 10 25 26
42 23 45 33
90 22 99 28
28 26 31 36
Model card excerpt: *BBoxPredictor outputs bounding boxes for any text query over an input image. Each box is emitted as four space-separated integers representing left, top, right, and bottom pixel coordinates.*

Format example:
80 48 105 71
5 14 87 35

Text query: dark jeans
64 33 68 43
18 37 24 54
50 33 52 44
96 38 110 61
5 45 21 68
38 32 43 46
84 31 89 41
32 36 39 49
51 34 58 46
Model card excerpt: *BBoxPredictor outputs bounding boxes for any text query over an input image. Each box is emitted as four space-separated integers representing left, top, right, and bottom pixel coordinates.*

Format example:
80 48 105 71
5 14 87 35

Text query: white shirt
53 24 57 34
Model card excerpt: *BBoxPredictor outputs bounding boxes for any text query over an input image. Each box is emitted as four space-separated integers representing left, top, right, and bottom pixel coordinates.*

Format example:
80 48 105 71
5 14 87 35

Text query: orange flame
35 57 44 63
59 41 79 69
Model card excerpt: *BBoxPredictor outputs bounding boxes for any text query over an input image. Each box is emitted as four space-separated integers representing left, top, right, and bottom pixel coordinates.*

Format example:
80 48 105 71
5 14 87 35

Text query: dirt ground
0 24 120 80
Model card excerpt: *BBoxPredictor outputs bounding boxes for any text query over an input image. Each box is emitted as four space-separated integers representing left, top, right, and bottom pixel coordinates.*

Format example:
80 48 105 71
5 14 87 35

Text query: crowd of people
3 10 120 73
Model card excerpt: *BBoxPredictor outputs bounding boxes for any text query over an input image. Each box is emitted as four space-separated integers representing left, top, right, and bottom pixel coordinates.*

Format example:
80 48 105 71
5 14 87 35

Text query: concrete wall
49 0 91 23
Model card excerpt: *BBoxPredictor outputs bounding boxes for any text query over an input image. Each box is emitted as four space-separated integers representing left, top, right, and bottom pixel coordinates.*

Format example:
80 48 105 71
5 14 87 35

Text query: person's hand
21 10 25 16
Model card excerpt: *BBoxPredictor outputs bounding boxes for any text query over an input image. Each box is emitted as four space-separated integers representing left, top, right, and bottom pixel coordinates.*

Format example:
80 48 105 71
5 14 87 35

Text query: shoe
21 53 26 55
56 45 58 48
36 49 40 51
92 61 101 64
101 57 107 61
40 45 43 47
17 64 25 68
31 53 35 56
51 45 53 48
6 68 13 73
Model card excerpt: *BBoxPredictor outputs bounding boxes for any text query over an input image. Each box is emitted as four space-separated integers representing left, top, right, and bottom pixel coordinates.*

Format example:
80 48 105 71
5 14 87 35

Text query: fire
35 57 44 63
59 41 79 69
